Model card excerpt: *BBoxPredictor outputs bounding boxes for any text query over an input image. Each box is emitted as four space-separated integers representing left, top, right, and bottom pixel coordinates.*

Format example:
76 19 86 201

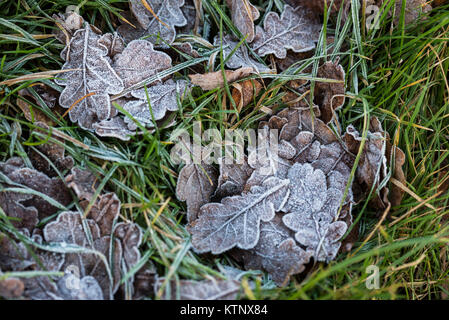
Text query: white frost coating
282 163 348 262
251 4 321 59
123 79 188 127
176 162 218 223
93 117 136 141
129 0 187 48
238 215 312 286
112 39 172 89
213 34 270 73
189 177 290 254
55 25 124 129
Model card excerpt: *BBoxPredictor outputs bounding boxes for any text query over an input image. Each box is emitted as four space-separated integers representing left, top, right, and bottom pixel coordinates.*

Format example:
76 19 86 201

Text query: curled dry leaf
344 117 389 209
386 141 406 207
314 61 346 123
251 4 321 59
55 24 124 129
344 117 406 210
225 0 260 43
189 67 254 91
156 278 241 300
214 34 270 73
128 0 187 48
0 275 25 299
231 79 263 110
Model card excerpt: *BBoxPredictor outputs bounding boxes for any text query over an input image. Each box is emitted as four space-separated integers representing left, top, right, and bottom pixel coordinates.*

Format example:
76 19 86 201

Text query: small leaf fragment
189 67 254 91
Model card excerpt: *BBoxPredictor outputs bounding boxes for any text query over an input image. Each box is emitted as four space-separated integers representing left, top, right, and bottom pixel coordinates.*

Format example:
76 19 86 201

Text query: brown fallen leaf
225 0 260 43
314 61 346 123
285 0 350 15
231 79 263 110
386 140 406 207
29 122 74 177
0 275 25 299
343 117 406 210
189 67 254 91
16 85 62 125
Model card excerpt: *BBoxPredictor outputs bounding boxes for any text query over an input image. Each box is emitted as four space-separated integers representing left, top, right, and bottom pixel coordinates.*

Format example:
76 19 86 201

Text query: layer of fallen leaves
177 58 406 285
40 1 326 141
0 155 153 300
4 0 417 298
15 0 433 142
